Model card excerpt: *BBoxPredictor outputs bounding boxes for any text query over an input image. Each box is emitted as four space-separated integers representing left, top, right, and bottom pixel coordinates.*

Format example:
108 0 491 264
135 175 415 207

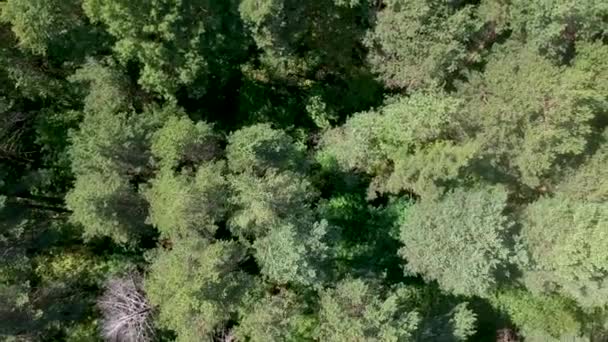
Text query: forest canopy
0 0 607 341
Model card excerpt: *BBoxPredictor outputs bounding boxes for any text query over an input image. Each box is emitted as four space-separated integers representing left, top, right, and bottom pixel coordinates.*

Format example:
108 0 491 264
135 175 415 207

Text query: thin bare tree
98 272 154 342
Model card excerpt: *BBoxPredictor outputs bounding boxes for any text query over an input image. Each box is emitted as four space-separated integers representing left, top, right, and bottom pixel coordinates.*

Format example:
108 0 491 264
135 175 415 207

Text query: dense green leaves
317 279 421 341
320 91 473 198
227 123 306 175
490 289 584 340
399 186 516 296
151 116 220 170
521 196 608 308
3 0 608 340
235 289 313 341
146 238 253 341
365 0 483 90
509 0 608 61
83 0 247 98
456 43 606 189
1 0 83 54
66 171 149 243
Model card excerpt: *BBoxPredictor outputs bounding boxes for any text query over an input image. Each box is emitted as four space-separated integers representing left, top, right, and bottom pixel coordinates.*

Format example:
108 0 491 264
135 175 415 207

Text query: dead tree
98 273 154 342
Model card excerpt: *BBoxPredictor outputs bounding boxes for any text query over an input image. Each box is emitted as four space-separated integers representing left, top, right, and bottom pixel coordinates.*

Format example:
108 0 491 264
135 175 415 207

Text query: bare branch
98 272 155 342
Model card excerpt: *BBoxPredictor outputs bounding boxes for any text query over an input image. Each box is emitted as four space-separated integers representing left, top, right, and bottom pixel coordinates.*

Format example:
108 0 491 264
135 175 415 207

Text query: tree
82 0 248 98
508 0 608 62
319 91 474 198
226 123 306 176
0 196 37 340
67 107 175 243
65 171 149 244
235 289 314 342
228 170 316 237
253 219 330 287
490 289 584 341
145 238 253 341
456 42 606 189
0 0 82 55
69 106 175 178
98 272 154 342
239 0 367 81
556 135 608 202
144 161 229 241
228 169 332 287
69 60 132 115
316 278 421 341
151 116 221 171
521 196 608 308
399 186 516 297
365 0 483 90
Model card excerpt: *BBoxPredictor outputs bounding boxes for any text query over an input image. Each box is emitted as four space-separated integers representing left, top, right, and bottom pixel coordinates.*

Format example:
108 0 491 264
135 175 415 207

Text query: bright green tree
145 238 253 342
399 186 517 297
320 91 475 198
151 116 220 171
316 279 421 341
0 0 82 54
252 219 330 287
67 106 175 243
557 136 608 202
144 161 229 241
235 289 314 341
521 196 608 308
490 289 584 341
65 171 149 244
228 169 316 237
69 60 132 115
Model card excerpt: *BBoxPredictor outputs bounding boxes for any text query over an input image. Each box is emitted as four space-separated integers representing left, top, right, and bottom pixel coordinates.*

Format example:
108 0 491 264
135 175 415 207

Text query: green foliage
65 171 149 243
399 186 516 296
521 196 608 308
0 0 82 54
253 219 330 287
316 279 421 341
490 289 583 340
320 91 473 198
571 41 608 95
226 123 306 175
0 198 36 339
239 0 366 81
318 194 407 281
509 0 608 61
83 0 246 98
146 238 253 341
151 116 220 170
3 0 608 340
69 60 131 114
69 110 160 177
457 42 606 188
365 0 483 90
144 161 229 240
557 136 608 202
66 107 180 244
235 289 314 341
229 168 331 286
228 170 316 237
